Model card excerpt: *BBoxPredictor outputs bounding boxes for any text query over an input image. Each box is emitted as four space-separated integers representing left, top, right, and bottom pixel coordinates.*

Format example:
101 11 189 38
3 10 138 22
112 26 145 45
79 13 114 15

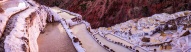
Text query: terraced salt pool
37 22 76 52
71 24 107 52
94 34 132 52
105 34 146 52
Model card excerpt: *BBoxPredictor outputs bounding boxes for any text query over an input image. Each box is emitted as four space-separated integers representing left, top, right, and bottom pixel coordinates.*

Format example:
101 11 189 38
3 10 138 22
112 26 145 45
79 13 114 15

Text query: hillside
0 0 191 52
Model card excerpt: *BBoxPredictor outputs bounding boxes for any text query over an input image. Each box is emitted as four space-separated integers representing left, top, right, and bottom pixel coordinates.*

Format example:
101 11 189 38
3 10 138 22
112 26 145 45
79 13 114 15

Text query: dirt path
37 22 76 52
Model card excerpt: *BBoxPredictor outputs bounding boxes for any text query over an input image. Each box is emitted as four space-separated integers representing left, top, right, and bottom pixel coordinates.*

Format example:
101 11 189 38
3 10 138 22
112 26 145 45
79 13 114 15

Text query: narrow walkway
37 22 76 52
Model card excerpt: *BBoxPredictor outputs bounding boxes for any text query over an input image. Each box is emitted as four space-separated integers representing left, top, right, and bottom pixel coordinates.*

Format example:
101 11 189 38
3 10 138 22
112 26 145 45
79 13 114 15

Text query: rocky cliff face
34 0 191 28
0 0 51 52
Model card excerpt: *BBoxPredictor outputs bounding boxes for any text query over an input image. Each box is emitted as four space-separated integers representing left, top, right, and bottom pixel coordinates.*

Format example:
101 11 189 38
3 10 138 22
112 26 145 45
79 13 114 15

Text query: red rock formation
0 8 3 13
34 0 191 28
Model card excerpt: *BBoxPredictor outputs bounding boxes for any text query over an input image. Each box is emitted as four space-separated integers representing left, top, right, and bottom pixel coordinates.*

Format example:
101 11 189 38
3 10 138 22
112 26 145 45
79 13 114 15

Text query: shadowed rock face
34 0 191 28
0 8 4 13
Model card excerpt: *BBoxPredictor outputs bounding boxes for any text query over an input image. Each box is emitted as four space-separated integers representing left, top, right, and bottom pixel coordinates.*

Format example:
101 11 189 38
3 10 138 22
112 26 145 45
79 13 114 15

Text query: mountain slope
35 0 191 28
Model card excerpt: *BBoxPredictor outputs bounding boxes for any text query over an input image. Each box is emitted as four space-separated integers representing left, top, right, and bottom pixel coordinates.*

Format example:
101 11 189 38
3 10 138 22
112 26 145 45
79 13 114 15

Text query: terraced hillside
0 0 191 52
35 0 191 28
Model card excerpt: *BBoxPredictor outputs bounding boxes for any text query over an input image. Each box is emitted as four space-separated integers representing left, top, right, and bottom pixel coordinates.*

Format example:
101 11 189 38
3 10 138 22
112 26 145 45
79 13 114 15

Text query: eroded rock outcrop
0 0 85 52
0 0 49 52
0 0 28 38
